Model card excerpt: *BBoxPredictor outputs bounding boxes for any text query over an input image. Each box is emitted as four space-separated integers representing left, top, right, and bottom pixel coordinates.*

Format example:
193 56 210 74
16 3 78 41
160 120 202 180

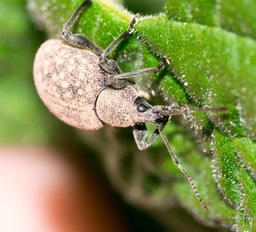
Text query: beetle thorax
96 85 160 127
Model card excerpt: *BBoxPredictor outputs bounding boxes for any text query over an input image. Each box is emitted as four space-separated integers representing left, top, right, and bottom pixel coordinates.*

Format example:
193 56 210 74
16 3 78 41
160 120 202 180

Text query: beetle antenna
158 127 208 210
159 106 227 117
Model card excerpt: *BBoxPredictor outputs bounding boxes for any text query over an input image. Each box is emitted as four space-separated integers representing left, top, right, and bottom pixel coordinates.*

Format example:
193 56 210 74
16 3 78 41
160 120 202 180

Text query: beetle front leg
61 0 103 56
107 56 170 88
98 14 140 74
112 56 170 80
99 14 140 66
133 124 160 150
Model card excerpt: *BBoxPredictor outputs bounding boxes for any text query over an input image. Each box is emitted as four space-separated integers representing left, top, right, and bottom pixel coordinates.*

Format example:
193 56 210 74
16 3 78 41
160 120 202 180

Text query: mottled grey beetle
33 0 221 210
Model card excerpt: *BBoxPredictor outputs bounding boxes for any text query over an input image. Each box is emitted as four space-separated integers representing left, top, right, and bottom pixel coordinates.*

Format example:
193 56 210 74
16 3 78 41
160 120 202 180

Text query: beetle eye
137 103 150 112
134 97 151 113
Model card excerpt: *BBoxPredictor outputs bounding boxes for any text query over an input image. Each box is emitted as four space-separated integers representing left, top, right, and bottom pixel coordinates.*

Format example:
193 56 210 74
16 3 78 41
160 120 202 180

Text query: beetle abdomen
33 39 104 130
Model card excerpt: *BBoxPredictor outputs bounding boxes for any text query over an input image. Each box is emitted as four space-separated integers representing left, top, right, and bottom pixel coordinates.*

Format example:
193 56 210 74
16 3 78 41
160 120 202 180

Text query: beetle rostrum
33 0 224 210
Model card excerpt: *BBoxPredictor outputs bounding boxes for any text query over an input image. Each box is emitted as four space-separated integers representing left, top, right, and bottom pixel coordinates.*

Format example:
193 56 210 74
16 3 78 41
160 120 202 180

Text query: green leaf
165 0 219 26
29 1 256 137
165 0 256 39
239 168 256 231
28 0 256 230
212 130 256 228
233 137 256 178
212 130 241 207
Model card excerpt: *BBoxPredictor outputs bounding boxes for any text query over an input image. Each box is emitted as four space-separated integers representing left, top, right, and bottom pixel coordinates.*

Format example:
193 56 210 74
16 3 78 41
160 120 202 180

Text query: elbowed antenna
159 105 227 117
158 128 208 210
154 105 227 210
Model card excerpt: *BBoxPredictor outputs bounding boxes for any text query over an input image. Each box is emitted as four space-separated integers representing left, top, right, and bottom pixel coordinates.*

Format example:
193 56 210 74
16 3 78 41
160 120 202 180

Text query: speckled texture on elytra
33 39 106 130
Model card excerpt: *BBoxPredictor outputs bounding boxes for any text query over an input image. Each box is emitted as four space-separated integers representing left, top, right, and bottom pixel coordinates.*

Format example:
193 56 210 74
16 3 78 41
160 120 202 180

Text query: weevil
33 0 224 210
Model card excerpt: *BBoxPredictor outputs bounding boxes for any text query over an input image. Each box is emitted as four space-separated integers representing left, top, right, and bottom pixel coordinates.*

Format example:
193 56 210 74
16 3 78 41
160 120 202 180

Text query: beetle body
34 39 160 130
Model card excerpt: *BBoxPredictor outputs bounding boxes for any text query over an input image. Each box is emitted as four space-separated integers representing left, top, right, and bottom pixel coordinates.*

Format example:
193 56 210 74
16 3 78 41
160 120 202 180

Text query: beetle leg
133 124 160 150
106 56 169 88
99 14 140 74
99 14 140 65
61 0 103 56
112 56 169 80
133 118 168 150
